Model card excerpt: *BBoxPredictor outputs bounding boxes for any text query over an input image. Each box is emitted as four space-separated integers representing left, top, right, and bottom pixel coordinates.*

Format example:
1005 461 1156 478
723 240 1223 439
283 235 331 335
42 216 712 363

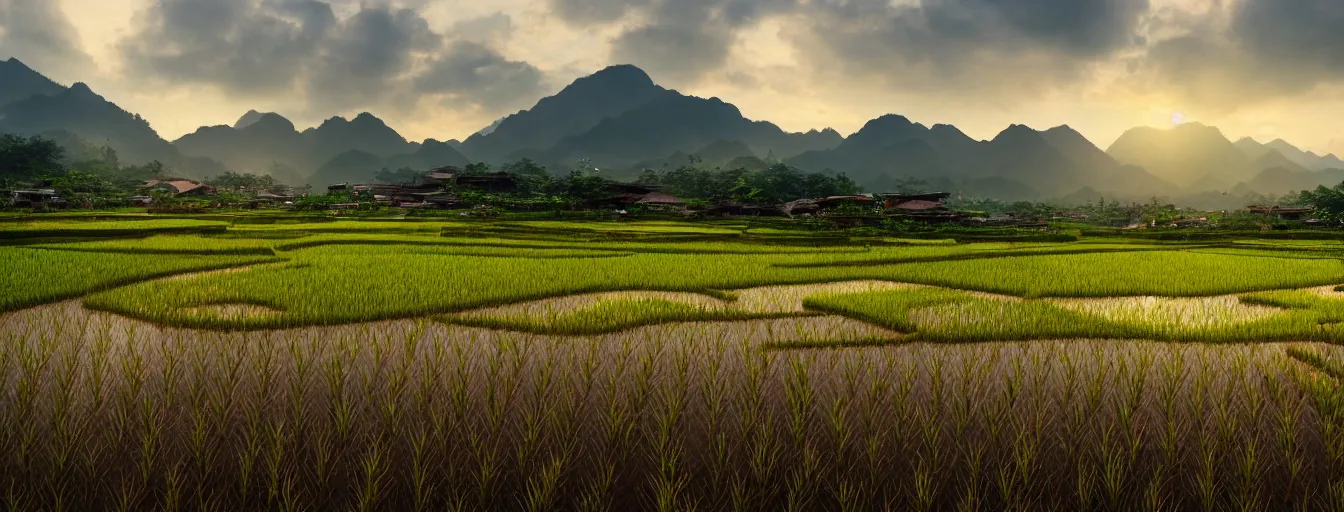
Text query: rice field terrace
14 215 1344 509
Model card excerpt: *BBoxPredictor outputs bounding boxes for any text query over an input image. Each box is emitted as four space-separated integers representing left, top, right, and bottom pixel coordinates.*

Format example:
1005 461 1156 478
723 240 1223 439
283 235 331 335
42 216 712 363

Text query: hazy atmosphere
4 0 1342 153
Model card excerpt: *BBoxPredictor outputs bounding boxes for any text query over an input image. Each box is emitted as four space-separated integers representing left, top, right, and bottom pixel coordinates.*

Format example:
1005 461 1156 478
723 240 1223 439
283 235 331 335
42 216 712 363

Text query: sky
2 0 1343 155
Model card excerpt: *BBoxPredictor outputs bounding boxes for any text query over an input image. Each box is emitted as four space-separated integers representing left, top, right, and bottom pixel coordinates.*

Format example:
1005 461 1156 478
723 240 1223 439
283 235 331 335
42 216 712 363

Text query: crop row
0 305 1336 510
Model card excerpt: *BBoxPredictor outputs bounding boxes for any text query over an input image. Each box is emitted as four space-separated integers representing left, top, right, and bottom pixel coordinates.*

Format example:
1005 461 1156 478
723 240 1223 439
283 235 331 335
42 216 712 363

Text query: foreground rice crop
1 303 1340 510
9 216 1344 509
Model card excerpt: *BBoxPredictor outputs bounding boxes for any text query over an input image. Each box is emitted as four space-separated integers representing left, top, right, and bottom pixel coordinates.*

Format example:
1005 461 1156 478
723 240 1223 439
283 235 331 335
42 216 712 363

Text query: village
2 162 1328 232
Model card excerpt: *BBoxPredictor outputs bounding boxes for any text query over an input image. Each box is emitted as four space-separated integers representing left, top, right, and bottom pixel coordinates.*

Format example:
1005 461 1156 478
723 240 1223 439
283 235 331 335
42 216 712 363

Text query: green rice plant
444 297 805 335
0 247 279 312
0 219 228 238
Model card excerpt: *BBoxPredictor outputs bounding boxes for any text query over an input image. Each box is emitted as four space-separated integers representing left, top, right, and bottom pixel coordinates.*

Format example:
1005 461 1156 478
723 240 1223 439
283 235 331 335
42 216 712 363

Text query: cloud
304 6 440 110
415 40 544 111
450 12 514 45
552 0 799 84
119 1 544 117
0 0 95 80
1132 0 1344 110
119 0 334 95
786 0 1150 98
550 0 651 25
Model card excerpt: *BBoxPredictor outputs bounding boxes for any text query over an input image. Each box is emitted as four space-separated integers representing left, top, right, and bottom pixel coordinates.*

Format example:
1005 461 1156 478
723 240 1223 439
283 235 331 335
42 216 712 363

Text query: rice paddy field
12 215 1344 509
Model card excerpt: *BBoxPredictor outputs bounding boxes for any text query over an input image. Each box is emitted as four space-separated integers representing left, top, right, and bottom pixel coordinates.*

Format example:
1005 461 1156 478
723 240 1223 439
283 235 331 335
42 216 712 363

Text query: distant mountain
174 113 307 174
174 111 443 184
303 113 412 161
309 150 385 186
1243 166 1324 195
0 82 180 164
545 94 838 168
474 118 505 137
461 64 843 167
787 115 956 186
233 110 269 129
461 65 674 162
694 140 757 167
383 139 470 171
1252 150 1310 175
0 58 65 107
632 139 759 171
302 139 470 187
786 116 1113 198
1236 137 1344 172
1107 123 1253 190
980 124 1091 192
1041 125 1121 174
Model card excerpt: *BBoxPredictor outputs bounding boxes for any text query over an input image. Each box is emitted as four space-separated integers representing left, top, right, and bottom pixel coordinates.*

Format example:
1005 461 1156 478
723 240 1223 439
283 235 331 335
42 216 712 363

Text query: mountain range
1 56 1341 204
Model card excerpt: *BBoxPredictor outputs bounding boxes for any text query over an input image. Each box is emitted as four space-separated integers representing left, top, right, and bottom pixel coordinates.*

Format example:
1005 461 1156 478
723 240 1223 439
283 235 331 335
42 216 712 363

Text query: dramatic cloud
0 0 94 80
553 0 799 83
119 0 543 116
415 40 544 111
787 0 1150 97
119 0 335 95
1134 0 1344 110
304 6 440 110
550 0 651 25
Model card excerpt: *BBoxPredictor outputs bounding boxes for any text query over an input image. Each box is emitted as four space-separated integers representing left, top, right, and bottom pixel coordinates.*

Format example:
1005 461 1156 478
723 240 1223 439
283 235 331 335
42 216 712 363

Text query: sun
1171 112 1186 126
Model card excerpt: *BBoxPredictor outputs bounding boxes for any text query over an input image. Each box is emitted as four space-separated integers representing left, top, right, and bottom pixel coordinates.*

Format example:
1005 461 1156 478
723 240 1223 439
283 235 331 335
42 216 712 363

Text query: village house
1247 206 1314 222
5 189 67 208
140 179 216 197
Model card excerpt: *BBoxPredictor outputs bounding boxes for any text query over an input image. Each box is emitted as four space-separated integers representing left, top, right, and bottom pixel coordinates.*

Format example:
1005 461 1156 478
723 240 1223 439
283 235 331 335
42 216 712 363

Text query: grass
444 297 804 335
9 215 1344 509
75 244 1344 329
0 308 1327 510
806 286 1344 343
0 246 278 311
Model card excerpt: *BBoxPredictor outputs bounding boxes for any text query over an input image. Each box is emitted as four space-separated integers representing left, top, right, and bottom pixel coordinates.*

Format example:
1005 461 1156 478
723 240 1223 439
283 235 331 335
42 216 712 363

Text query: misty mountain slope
383 139 470 171
233 110 270 129
1107 123 1252 190
309 150 385 186
787 115 951 186
0 58 66 107
1237 137 1344 172
1252 150 1310 175
980 125 1090 195
1041 125 1121 173
303 113 413 160
546 93 831 168
694 140 757 167
174 111 429 178
461 65 675 162
0 82 179 164
174 113 307 173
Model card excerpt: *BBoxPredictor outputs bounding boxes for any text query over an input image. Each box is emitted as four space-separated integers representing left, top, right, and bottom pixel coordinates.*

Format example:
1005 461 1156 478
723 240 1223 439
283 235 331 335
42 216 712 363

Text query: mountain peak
587 64 655 87
248 112 296 132
234 110 266 129
68 82 97 97
993 124 1043 142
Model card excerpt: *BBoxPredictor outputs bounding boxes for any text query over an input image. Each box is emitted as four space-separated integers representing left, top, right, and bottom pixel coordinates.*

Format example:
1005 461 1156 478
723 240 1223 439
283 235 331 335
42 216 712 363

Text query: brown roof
1248 206 1313 214
892 200 945 211
636 192 684 205
142 179 211 194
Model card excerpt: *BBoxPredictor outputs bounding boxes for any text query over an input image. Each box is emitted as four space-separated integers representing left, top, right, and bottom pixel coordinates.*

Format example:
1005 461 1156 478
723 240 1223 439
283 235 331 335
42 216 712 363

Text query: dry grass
0 302 1335 511
1051 295 1284 329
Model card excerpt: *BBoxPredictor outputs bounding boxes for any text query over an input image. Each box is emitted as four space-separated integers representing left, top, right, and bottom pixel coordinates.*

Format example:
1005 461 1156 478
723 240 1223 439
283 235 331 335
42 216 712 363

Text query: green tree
1301 183 1344 223
502 158 548 177
463 162 493 175
0 134 66 187
374 167 427 185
